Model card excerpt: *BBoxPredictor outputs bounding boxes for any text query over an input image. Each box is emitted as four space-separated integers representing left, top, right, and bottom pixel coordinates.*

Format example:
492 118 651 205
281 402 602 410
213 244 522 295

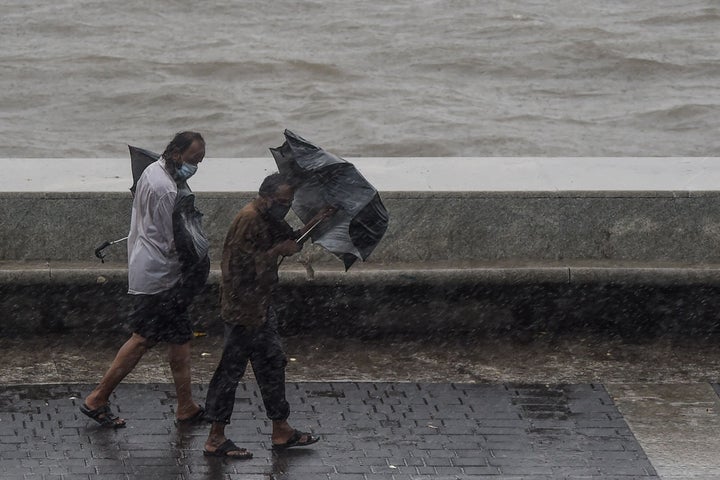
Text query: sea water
1 0 718 158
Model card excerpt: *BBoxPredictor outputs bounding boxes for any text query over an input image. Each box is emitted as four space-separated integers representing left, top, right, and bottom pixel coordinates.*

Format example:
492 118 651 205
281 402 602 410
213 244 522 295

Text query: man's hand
275 239 301 257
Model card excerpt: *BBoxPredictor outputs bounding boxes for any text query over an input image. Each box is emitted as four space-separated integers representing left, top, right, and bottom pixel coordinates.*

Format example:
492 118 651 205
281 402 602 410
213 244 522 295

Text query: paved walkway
0 381 661 480
2 334 720 478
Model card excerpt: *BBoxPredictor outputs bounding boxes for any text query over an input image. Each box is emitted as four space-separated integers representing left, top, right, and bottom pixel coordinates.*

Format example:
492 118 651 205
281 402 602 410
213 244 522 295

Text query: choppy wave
630 104 720 131
638 9 720 25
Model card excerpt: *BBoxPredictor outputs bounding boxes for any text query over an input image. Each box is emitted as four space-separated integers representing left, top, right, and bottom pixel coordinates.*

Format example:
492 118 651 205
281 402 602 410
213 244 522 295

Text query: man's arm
225 216 300 287
224 218 258 285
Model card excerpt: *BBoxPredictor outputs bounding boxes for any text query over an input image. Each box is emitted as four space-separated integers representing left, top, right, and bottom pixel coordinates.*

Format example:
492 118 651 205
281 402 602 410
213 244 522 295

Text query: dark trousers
204 307 290 424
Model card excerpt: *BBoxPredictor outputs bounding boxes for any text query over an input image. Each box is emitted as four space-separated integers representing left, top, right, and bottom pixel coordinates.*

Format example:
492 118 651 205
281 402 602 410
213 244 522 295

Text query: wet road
2 333 720 479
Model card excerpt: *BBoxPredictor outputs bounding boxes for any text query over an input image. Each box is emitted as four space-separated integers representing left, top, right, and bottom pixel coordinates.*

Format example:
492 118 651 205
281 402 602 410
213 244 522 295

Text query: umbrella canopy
270 130 389 270
128 145 160 195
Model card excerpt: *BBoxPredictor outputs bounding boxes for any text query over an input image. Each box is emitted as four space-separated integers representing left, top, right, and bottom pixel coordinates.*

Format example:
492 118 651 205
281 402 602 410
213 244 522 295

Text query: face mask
175 162 198 181
268 202 291 220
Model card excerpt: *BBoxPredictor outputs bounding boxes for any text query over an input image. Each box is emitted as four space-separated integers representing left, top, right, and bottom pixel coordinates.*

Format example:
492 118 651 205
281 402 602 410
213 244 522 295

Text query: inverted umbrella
270 130 389 270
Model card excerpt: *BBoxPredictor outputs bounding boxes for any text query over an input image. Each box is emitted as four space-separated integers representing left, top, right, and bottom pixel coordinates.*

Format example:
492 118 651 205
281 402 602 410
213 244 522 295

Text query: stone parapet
3 190 720 265
3 158 720 337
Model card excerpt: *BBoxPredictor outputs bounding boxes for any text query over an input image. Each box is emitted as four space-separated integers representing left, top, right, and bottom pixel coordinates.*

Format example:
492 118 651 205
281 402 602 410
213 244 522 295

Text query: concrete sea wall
3 157 720 338
3 190 720 265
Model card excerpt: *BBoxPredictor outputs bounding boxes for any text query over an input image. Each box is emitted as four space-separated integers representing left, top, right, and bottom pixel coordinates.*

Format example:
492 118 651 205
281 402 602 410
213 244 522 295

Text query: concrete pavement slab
607 383 720 480
1 334 718 478
0 382 658 479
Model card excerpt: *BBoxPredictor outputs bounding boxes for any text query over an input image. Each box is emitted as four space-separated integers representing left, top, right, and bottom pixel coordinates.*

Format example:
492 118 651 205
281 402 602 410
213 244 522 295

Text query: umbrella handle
296 217 326 245
94 242 111 263
94 236 129 263
277 216 329 267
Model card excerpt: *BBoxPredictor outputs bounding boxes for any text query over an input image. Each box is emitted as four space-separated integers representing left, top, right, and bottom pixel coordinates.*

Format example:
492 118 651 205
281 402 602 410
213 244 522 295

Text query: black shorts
128 284 194 344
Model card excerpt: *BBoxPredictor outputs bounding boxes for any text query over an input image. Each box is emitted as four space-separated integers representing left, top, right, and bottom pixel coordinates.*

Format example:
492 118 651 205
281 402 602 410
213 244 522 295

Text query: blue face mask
175 163 198 181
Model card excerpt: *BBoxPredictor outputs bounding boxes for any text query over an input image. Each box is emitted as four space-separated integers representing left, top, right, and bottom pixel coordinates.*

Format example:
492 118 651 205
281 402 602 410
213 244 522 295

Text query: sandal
203 439 253 459
272 430 319 450
176 405 205 424
79 403 126 429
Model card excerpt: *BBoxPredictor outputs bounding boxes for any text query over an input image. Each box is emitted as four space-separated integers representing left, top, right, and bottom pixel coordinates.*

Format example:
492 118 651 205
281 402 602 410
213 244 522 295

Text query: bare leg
204 421 252 458
205 421 228 448
272 419 316 446
84 333 151 418
168 341 202 420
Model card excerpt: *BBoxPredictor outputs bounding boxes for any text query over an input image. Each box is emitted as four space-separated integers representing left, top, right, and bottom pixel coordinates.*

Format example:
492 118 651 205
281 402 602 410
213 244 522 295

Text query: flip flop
175 405 205 424
79 403 126 429
272 430 320 450
203 439 253 459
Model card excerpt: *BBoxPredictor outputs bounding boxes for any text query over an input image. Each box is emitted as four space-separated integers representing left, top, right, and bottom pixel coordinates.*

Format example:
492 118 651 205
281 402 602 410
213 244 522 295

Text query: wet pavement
1 382 658 480
2 333 720 386
0 333 719 479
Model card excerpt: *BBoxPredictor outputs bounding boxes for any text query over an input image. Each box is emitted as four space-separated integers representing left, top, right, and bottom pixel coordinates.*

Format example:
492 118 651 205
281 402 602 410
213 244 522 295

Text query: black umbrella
129 145 161 195
95 145 160 261
270 130 389 270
